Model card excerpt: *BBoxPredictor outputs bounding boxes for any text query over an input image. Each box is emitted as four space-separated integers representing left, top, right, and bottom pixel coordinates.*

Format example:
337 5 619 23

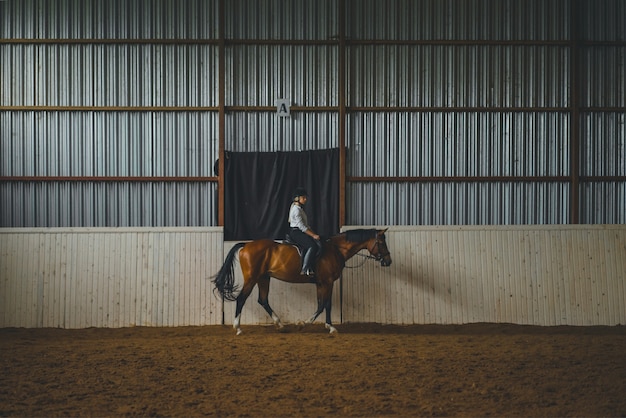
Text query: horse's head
368 229 392 267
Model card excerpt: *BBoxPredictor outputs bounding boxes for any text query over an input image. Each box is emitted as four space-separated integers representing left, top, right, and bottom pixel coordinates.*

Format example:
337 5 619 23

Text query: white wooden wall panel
341 225 626 326
1 226 624 328
0 228 223 328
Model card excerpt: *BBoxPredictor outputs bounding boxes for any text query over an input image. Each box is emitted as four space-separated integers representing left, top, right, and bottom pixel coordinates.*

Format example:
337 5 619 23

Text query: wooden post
338 0 347 229
569 0 581 224
218 0 226 226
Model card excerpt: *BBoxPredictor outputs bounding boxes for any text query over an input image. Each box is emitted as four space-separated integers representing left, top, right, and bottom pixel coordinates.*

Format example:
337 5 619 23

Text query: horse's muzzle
380 259 392 267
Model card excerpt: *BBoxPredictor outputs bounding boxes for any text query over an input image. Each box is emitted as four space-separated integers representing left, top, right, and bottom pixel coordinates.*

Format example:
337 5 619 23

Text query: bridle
366 236 391 262
346 236 390 268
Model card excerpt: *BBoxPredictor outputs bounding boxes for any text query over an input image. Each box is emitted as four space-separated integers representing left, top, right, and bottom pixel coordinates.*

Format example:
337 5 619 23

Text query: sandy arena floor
1 323 625 417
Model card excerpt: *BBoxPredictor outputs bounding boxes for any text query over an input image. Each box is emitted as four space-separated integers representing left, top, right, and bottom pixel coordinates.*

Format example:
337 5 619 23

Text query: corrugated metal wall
1 0 625 227
349 112 569 175
344 0 624 225
1 46 219 106
0 0 626 226
341 225 626 326
0 182 216 227
346 182 570 225
347 0 570 40
571 0 625 225
0 227 224 328
349 46 569 107
0 0 221 227
225 113 339 152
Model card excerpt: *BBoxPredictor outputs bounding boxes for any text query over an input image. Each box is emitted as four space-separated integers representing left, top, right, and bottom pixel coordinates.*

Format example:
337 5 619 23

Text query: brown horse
213 228 392 335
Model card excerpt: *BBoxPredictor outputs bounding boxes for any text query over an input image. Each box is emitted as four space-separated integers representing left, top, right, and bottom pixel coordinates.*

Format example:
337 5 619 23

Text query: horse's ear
378 228 388 235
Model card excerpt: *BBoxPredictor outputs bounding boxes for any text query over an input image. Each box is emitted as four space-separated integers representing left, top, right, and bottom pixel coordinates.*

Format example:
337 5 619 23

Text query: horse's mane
344 229 378 243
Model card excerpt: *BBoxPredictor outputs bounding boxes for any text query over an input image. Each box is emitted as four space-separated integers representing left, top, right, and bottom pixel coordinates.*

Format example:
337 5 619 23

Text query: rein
344 251 372 269
343 237 390 269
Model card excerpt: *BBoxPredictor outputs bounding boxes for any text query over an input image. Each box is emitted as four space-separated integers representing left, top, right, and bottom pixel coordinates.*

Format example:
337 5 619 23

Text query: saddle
283 234 304 256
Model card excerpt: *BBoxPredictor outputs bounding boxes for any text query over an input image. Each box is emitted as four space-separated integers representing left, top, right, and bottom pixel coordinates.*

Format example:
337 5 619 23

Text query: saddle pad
281 238 303 257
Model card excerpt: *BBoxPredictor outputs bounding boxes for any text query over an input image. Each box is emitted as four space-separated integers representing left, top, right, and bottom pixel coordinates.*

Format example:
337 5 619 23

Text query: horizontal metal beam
0 176 218 183
3 176 622 184
347 176 626 183
347 106 571 113
580 176 626 182
0 38 221 45
0 106 220 112
2 105 623 113
3 38 623 47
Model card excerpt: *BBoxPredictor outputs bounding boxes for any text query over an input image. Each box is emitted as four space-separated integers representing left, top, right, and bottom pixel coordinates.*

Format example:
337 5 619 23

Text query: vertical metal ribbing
570 0 580 224
218 0 225 228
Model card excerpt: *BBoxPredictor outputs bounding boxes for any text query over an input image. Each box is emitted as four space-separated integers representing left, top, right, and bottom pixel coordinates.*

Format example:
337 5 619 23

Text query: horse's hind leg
233 281 255 336
257 276 284 329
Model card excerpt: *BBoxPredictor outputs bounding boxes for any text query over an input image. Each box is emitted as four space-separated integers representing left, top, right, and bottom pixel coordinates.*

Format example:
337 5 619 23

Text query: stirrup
301 269 315 277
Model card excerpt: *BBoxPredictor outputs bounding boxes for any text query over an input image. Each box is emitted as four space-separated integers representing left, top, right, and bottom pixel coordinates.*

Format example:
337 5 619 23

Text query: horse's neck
334 238 370 261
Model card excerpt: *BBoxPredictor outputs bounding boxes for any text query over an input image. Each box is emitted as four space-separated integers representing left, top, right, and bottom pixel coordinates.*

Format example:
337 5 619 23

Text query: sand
1 323 625 417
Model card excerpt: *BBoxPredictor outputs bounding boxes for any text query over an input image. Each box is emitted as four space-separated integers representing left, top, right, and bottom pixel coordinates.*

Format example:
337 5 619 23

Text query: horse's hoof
236 328 243 336
325 323 338 334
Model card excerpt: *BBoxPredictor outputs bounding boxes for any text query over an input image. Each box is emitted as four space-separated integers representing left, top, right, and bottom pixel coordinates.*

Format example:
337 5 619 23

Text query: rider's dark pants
288 228 321 271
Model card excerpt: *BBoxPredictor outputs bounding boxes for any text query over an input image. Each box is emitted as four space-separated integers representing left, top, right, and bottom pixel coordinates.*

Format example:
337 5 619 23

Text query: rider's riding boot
301 247 316 277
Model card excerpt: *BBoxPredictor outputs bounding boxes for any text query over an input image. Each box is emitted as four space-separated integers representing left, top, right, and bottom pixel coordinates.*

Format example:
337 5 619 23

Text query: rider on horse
287 187 322 277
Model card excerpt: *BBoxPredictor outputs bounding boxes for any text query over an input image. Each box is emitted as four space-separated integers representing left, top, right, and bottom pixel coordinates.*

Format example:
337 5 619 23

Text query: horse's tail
212 242 246 302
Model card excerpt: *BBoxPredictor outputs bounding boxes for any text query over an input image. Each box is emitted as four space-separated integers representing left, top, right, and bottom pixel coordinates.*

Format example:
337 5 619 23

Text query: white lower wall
1 225 624 328
0 228 224 328
342 225 626 326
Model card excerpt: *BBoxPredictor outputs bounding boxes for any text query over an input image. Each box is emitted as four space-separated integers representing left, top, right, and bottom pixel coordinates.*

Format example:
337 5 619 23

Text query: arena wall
1 225 624 328
0 227 224 328
342 225 626 326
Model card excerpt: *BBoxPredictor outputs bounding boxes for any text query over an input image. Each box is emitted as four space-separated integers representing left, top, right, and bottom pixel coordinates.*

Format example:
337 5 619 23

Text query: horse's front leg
305 281 326 324
306 282 337 334
323 298 337 334
305 300 324 325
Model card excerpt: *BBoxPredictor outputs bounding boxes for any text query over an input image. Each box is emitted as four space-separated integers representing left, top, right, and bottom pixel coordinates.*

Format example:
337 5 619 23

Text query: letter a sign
276 99 290 117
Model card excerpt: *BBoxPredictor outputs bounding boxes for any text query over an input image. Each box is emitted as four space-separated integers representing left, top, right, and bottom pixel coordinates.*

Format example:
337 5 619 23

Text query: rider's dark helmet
293 187 308 200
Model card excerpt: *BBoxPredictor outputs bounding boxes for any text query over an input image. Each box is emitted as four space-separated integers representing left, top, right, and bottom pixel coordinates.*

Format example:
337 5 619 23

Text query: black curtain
224 149 339 241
